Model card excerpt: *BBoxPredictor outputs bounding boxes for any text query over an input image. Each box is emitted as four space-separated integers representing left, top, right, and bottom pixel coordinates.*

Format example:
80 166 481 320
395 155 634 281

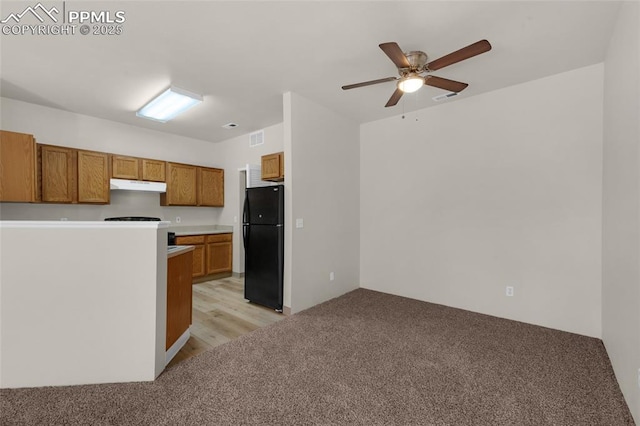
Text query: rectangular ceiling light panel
136 86 203 122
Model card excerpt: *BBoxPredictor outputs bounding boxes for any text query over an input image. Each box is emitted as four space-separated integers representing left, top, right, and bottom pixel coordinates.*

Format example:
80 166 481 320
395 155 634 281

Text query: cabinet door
77 150 110 204
0 130 36 202
166 250 193 350
111 155 140 180
192 245 206 277
206 233 232 274
40 144 77 203
175 235 206 278
261 152 284 181
162 163 197 206
198 167 224 207
142 159 166 182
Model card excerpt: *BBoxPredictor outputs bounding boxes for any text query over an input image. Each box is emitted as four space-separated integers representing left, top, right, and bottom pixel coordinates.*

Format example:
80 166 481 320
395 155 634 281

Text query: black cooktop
104 217 161 221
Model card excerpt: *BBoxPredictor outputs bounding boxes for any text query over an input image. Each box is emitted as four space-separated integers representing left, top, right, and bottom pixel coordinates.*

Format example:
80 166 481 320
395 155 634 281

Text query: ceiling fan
342 40 492 107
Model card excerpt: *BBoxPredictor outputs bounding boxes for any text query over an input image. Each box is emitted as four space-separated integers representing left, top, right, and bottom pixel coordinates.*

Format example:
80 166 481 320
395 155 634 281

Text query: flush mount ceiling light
136 86 203 123
397 75 424 93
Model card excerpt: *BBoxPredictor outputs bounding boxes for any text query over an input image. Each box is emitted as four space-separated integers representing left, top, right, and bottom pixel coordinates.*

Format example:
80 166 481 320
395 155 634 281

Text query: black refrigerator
243 185 284 311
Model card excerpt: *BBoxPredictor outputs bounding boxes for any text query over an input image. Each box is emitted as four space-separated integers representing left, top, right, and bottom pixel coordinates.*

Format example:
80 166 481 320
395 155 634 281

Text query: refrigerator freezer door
244 224 284 311
244 185 284 225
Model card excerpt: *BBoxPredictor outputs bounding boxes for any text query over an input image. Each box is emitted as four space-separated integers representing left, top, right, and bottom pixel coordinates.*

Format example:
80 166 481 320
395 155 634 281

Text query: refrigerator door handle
242 195 249 224
243 224 249 250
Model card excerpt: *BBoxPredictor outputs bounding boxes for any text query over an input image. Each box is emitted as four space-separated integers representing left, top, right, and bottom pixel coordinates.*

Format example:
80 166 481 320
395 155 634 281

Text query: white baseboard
165 327 190 366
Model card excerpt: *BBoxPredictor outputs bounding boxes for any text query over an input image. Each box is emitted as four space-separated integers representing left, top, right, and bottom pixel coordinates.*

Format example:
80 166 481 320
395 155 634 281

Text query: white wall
0 97 223 225
0 221 167 387
602 2 640 422
361 64 604 338
284 92 360 313
208 123 284 273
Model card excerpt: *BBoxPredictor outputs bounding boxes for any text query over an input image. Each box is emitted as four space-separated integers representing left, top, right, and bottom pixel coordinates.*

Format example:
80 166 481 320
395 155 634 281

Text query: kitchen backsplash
0 191 223 225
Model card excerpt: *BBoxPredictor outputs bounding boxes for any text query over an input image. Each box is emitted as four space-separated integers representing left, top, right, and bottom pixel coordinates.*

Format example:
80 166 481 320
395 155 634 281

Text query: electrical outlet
330 272 335 281
296 218 304 228
60 217 68 221
233 216 238 223
175 216 181 224
506 286 514 297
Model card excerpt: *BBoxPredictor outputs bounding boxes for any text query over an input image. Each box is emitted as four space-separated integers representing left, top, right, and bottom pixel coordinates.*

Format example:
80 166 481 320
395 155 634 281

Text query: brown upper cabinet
77 150 110 204
142 159 166 182
161 162 198 206
261 152 284 182
2 129 221 207
198 167 224 207
162 163 224 207
112 156 166 182
39 145 109 204
39 144 77 203
111 155 139 180
0 130 37 202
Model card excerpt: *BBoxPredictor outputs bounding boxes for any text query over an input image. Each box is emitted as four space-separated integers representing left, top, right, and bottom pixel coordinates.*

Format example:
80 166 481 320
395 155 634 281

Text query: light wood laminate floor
167 277 284 368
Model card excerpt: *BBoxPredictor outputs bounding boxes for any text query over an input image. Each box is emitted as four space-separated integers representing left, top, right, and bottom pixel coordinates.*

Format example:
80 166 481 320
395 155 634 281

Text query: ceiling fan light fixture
398 76 424 93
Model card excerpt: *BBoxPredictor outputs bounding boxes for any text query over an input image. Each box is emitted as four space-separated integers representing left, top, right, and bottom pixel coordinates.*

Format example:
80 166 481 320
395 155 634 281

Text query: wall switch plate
330 272 335 281
506 286 514 297
175 216 181 223
296 218 303 228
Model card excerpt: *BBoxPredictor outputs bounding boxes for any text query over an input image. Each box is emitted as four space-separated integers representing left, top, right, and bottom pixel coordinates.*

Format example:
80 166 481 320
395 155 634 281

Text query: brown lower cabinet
206 233 233 274
174 233 232 281
166 249 193 350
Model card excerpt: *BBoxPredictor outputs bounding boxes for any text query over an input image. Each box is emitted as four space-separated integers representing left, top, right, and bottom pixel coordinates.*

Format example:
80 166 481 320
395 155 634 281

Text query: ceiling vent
222 122 239 129
250 130 264 147
432 92 459 102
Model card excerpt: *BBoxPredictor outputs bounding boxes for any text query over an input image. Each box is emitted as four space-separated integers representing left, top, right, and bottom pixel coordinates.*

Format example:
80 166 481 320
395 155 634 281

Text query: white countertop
167 245 194 259
169 224 233 236
0 220 172 229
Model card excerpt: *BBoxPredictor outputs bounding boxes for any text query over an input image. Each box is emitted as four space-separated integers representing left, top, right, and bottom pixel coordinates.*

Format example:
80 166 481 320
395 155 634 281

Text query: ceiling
0 1 621 143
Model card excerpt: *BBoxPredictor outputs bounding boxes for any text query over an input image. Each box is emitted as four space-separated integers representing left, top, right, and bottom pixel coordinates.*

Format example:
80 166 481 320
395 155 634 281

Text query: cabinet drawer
175 235 205 245
206 233 232 243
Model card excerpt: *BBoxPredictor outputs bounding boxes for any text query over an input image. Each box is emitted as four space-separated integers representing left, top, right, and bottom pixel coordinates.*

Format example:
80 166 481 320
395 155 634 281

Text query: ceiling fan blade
424 75 468 93
342 77 398 90
426 39 492 71
379 42 411 69
385 88 404 107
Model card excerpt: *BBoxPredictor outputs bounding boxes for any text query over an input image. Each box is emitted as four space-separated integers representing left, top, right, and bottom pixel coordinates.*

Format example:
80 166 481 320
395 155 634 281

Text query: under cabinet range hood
109 179 167 193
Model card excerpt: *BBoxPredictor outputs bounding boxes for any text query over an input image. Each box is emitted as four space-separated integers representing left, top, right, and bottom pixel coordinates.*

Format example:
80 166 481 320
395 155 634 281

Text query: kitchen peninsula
0 220 171 388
